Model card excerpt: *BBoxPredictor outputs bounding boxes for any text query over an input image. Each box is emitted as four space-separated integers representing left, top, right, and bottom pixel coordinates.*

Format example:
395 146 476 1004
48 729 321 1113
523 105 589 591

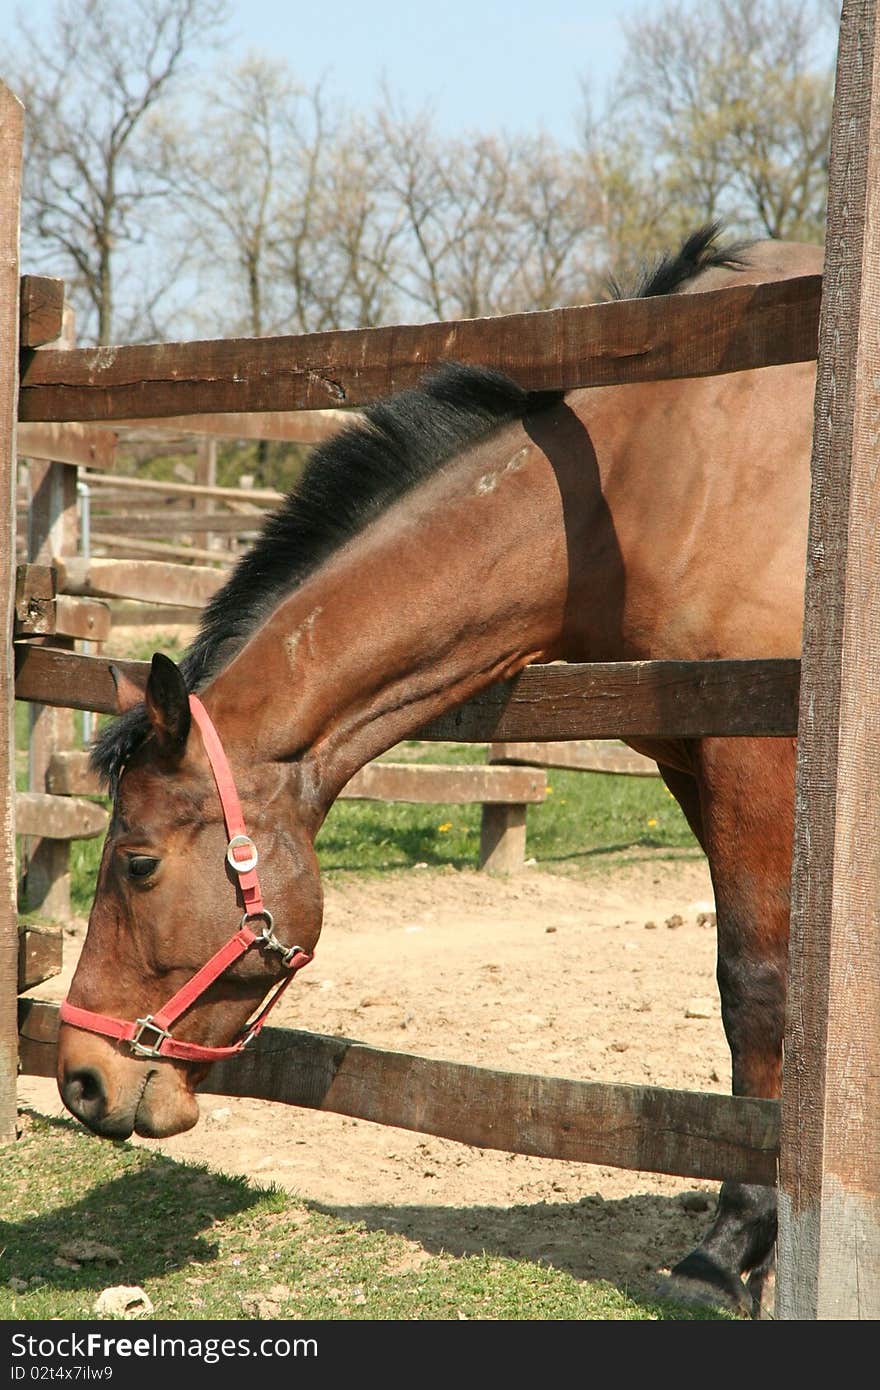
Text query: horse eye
127 855 159 879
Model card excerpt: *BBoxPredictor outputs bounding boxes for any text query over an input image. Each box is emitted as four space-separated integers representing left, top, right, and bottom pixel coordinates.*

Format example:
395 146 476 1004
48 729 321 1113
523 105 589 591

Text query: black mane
92 363 561 786
606 222 752 301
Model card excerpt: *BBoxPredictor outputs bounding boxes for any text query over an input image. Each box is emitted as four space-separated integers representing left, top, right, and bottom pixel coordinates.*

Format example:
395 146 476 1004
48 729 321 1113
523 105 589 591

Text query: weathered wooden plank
19 275 64 348
15 646 802 735
46 750 547 810
18 922 62 992
14 561 54 628
0 81 24 1142
56 556 226 607
80 470 283 505
111 407 359 443
14 568 111 639
15 646 148 713
45 751 98 796
106 603 198 629
490 740 659 777
88 510 266 536
419 659 801 741
18 1001 779 1184
778 0 880 1323
15 792 107 840
17 421 117 471
338 762 547 804
19 275 822 423
90 531 235 566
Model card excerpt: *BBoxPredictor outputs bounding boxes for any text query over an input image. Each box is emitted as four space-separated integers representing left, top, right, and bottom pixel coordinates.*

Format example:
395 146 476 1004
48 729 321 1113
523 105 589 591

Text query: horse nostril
62 1067 107 1123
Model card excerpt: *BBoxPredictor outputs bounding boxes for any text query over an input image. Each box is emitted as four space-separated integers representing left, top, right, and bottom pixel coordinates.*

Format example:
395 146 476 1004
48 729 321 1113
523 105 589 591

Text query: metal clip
131 1016 171 1058
241 911 303 969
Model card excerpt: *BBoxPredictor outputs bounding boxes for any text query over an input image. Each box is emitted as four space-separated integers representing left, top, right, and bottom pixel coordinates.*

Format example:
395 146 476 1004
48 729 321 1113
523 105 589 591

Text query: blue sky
3 0 649 142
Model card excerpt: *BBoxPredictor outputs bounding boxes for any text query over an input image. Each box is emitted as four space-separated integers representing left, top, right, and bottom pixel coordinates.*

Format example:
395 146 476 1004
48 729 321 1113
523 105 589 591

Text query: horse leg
655 736 795 1318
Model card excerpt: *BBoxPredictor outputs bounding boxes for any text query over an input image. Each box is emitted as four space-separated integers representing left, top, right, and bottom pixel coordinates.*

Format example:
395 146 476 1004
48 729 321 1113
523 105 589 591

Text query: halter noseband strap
59 694 314 1063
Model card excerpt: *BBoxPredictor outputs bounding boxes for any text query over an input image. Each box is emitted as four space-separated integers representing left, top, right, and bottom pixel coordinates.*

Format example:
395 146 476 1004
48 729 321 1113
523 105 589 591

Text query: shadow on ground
312 1188 718 1301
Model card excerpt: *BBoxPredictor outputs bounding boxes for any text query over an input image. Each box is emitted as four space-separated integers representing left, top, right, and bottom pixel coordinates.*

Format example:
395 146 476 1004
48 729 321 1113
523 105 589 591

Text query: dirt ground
18 851 739 1299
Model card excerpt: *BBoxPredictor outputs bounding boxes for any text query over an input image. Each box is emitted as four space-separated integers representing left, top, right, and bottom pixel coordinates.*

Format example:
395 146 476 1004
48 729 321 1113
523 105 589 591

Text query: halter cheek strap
59 694 314 1063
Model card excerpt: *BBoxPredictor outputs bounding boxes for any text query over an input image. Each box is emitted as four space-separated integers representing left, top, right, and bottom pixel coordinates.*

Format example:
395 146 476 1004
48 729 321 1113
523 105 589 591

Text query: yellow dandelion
647 817 658 828
438 821 453 833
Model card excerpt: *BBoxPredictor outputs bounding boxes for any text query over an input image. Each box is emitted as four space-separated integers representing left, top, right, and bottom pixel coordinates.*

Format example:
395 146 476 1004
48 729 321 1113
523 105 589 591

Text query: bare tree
153 55 328 338
375 106 577 320
603 0 836 245
9 0 227 343
273 113 405 332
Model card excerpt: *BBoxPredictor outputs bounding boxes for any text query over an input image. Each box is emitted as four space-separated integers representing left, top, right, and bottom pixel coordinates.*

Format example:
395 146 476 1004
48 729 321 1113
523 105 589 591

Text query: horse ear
108 664 146 714
144 652 191 757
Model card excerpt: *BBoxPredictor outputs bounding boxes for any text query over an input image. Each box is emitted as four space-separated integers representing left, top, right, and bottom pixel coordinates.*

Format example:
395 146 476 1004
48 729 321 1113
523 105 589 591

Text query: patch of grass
315 742 700 878
0 1115 728 1321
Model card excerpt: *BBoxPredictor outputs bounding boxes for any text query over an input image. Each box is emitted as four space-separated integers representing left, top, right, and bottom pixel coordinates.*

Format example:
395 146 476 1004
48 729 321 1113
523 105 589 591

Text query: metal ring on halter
241 908 274 934
226 833 259 873
241 911 303 968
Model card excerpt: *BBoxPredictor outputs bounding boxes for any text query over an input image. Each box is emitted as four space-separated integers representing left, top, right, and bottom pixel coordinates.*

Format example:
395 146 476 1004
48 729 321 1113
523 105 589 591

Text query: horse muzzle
58 1025 201 1139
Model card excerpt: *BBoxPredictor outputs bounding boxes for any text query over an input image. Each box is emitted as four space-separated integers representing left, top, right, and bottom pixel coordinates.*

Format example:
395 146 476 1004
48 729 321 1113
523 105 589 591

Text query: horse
55 224 824 1317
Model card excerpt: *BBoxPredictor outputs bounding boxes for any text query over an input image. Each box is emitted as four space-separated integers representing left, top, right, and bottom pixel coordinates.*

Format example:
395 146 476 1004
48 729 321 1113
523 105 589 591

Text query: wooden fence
3 0 880 1319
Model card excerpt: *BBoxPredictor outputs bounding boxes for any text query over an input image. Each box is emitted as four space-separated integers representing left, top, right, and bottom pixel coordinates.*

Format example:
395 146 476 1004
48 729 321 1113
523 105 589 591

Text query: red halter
59 694 314 1063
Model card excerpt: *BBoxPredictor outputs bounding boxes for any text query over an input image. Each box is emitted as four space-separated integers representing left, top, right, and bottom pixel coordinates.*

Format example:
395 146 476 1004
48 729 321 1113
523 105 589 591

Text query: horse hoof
654 1261 753 1317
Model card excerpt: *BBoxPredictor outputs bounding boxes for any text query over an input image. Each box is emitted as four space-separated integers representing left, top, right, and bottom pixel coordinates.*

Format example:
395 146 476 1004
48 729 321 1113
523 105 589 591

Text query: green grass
316 745 699 877
0 1116 728 1321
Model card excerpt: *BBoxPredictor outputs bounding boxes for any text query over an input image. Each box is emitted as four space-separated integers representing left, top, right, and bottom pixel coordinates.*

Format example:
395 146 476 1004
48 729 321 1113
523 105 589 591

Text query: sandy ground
18 852 740 1298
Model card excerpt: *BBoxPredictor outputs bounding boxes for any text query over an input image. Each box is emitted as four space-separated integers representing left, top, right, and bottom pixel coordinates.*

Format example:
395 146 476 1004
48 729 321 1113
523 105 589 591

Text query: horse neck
204 418 575 812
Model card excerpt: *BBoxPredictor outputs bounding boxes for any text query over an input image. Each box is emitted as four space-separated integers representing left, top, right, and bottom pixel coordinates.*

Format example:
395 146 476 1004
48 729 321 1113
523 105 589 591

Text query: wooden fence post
0 82 24 1143
19 305 78 918
777 0 880 1320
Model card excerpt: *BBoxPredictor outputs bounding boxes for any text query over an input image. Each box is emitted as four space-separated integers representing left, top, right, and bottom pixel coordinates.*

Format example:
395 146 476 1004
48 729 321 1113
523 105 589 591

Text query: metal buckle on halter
226 834 259 874
242 910 303 969
131 1015 171 1058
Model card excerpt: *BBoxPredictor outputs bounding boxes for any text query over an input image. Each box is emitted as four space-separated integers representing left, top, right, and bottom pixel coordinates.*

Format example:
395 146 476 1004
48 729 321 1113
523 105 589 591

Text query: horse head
57 652 323 1139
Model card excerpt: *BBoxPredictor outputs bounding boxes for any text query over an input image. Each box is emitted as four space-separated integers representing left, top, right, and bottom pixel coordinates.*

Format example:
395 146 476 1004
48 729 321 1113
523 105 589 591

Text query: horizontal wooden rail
89 511 266 537
45 750 544 807
56 556 226 607
14 646 801 737
89 531 235 566
17 422 117 470
108 407 361 443
15 792 107 840
18 1001 779 1184
15 567 111 640
80 471 283 505
18 925 62 993
19 275 821 423
340 762 546 804
490 740 659 777
420 659 801 741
